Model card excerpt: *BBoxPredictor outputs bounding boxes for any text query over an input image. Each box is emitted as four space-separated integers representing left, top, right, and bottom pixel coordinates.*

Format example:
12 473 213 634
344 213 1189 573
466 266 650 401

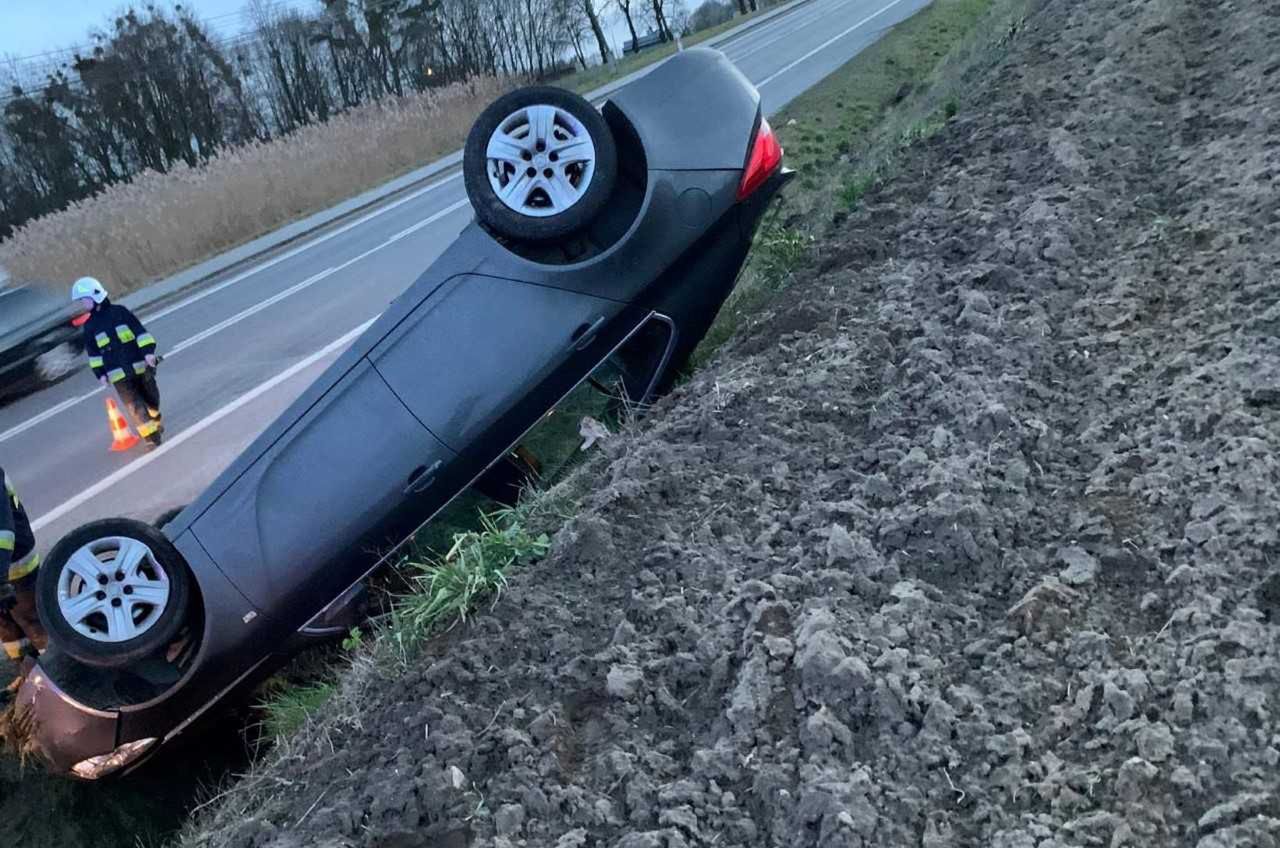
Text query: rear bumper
13 658 140 779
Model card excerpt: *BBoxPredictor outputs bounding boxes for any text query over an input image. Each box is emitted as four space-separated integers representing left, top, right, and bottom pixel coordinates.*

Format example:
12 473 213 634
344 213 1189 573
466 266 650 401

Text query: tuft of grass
840 169 880 209
898 113 949 145
257 681 335 741
394 505 551 646
754 225 814 290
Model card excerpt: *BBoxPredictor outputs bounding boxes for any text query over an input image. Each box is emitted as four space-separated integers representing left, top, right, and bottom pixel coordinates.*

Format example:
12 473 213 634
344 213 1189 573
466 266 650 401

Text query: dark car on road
15 48 791 779
0 279 85 405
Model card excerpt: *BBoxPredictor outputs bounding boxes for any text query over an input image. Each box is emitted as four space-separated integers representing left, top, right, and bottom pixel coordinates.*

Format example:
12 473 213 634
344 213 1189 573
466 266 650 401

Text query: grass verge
257 681 337 742
693 0 1032 366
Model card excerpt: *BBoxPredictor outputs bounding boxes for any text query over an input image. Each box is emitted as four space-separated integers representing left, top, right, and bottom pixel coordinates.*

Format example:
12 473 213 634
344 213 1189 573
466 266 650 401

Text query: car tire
153 505 187 531
36 519 193 670
35 342 82 384
464 86 618 243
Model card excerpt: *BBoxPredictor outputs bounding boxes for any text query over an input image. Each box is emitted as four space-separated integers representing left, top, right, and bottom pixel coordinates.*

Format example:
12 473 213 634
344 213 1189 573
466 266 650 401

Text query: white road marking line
758 0 909 87
725 0 859 63
0 389 106 444
0 198 469 446
167 267 336 356
31 318 378 533
164 197 466 358
143 171 464 324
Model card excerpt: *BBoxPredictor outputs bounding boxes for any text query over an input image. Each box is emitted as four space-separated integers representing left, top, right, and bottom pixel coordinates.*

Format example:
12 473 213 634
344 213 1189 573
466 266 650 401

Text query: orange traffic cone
106 397 140 452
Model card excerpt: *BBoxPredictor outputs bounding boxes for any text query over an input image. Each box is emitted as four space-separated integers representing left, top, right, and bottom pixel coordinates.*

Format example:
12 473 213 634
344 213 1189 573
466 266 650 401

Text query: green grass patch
252 500 556 744
769 0 996 219
257 681 336 740
754 225 815 289
840 169 880 209
396 507 551 643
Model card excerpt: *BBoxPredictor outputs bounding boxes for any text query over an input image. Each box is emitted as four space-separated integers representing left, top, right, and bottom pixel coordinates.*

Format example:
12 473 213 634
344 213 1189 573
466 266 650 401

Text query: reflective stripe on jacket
81 300 158 382
0 468 37 583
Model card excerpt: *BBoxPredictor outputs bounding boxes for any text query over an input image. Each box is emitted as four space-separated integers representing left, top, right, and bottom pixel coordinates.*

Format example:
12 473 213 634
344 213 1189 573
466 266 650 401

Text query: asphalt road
0 0 929 549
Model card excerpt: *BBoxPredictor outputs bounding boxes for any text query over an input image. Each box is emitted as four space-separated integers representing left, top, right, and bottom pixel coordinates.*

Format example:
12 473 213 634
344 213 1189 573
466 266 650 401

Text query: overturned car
15 48 792 779
0 279 86 405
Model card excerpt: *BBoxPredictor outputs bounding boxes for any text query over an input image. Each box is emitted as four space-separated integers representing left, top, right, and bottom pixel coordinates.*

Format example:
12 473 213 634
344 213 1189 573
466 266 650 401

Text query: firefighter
1 466 46 699
72 277 165 448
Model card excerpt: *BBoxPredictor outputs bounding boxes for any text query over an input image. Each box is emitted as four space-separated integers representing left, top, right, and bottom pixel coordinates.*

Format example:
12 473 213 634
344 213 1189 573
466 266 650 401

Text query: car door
370 274 635 461
191 359 456 617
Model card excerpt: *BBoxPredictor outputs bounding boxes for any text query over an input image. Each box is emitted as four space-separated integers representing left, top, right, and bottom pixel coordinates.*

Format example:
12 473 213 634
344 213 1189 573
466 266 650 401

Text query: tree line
0 0 755 242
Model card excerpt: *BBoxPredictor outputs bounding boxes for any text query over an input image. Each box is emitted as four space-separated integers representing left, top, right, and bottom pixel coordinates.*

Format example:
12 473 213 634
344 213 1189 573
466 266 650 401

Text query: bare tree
0 0 628 240
649 0 674 42
615 0 642 51
582 0 613 63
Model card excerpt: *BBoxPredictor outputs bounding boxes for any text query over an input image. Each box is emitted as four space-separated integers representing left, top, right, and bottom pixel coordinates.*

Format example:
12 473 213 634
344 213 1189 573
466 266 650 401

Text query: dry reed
0 77 512 297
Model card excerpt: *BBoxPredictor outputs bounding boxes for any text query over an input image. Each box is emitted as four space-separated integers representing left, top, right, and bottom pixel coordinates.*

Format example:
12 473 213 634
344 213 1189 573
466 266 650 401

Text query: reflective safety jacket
82 299 158 384
0 467 38 583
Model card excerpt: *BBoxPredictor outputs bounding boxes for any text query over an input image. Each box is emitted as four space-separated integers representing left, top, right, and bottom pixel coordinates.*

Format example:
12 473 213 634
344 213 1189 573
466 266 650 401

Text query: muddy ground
187 0 1280 844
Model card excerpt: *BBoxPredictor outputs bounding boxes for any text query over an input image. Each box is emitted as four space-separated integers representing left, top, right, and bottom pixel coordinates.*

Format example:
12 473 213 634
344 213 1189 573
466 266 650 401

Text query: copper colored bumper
14 658 135 778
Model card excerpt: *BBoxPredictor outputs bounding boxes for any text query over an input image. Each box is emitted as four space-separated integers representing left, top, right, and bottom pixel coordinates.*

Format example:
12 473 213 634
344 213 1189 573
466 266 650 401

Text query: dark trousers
1 572 46 660
115 370 163 442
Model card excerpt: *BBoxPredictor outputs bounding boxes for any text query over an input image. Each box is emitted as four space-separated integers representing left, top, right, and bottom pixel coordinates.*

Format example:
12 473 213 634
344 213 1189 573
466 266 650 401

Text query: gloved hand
145 354 158 369
99 376 108 386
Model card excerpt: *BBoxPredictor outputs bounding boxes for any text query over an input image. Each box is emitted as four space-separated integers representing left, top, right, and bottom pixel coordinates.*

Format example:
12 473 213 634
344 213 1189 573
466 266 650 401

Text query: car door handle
570 316 607 352
405 460 443 494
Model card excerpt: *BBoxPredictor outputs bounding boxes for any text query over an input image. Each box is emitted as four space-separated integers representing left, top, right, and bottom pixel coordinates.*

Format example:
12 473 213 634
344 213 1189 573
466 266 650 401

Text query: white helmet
71 276 108 304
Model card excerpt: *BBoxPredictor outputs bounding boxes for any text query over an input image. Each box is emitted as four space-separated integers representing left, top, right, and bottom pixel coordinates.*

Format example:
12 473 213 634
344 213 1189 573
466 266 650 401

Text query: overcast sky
0 0 309 62
0 0 650 78
1 0 644 73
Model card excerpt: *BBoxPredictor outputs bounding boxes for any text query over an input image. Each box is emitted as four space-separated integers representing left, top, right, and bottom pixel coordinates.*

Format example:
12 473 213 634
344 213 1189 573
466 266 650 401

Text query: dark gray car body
0 283 83 403
18 48 791 777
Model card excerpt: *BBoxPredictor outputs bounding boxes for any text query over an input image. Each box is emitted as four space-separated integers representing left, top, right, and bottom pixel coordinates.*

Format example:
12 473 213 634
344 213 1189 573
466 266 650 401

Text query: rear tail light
737 117 784 201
